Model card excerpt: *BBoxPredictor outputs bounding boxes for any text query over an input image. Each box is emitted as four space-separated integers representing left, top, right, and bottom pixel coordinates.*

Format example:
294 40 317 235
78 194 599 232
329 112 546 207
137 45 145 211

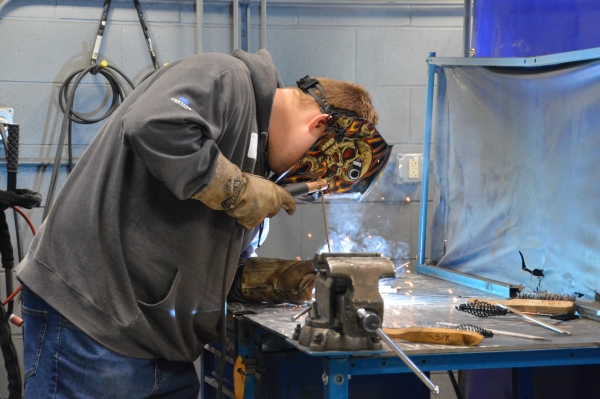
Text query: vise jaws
297 252 395 352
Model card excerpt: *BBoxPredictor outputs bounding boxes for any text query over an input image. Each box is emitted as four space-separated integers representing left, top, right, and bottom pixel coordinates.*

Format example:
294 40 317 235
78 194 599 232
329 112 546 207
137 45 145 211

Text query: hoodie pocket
22 306 48 380
134 269 222 358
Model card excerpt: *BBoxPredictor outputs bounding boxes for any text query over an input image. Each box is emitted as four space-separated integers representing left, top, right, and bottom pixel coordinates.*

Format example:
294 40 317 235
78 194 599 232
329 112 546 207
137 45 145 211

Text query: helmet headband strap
296 76 336 115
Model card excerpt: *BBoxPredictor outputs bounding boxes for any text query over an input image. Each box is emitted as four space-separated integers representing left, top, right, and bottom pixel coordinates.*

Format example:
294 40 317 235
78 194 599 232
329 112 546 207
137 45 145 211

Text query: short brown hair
293 78 379 125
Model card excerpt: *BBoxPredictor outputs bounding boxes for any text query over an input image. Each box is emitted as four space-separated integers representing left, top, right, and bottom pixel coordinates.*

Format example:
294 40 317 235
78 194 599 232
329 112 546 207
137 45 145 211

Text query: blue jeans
22 285 200 399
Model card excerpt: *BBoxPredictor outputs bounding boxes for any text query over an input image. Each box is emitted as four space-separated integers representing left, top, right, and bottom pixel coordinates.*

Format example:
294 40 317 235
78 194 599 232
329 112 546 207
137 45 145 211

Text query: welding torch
282 179 328 197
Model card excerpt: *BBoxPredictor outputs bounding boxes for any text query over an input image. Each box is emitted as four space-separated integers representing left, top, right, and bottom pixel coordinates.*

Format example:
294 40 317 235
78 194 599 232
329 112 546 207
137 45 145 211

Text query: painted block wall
0 0 463 397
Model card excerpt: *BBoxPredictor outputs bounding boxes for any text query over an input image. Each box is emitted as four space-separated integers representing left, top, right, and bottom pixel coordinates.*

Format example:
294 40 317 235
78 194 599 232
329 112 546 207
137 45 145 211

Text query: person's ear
308 114 328 135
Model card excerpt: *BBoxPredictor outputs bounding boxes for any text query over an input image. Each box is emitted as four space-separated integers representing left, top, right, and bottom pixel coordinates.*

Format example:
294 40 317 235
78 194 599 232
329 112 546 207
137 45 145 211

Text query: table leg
323 357 350 399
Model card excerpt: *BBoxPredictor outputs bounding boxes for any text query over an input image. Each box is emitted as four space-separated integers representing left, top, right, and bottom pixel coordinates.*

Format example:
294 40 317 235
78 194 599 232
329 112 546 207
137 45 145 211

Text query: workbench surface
237 270 600 357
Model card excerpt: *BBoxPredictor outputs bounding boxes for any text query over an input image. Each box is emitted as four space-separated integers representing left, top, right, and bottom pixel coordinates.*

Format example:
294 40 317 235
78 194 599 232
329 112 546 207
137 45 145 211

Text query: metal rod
210 0 462 5
196 0 204 53
376 328 440 395
321 194 331 252
488 329 546 341
463 0 474 57
246 1 250 51
417 52 437 266
233 0 239 50
291 305 311 321
497 304 571 335
260 0 266 49
437 322 547 341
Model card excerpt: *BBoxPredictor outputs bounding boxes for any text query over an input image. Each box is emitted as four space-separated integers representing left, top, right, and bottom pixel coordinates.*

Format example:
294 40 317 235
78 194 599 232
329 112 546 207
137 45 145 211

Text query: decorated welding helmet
275 76 393 200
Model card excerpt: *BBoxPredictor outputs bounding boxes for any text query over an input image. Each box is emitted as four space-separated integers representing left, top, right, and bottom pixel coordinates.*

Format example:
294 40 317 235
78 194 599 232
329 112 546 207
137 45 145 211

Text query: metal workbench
202 265 600 399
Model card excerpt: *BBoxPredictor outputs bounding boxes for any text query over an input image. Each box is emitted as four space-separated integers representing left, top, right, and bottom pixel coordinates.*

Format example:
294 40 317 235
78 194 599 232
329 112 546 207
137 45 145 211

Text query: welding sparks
406 197 411 202
448 289 453 294
307 233 312 238
406 282 414 287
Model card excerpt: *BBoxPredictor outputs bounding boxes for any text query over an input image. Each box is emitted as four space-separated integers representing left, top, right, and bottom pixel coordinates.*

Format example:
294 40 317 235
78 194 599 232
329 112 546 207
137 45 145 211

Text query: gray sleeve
121 65 250 200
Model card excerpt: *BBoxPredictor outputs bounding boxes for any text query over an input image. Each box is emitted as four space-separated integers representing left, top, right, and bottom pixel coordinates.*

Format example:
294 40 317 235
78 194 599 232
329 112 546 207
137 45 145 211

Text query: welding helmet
275 76 393 201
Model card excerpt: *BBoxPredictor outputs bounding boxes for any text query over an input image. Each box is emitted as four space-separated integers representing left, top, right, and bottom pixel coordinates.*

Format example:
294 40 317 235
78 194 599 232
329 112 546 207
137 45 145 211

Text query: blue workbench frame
205 316 600 399
416 47 600 289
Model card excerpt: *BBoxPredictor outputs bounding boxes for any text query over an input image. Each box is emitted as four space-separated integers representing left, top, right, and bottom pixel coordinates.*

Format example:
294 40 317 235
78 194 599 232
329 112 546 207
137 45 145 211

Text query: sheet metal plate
240 269 600 357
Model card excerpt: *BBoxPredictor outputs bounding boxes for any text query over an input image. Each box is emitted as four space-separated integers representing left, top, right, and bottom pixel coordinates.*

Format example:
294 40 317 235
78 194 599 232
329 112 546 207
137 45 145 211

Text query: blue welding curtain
429 59 600 301
472 0 600 57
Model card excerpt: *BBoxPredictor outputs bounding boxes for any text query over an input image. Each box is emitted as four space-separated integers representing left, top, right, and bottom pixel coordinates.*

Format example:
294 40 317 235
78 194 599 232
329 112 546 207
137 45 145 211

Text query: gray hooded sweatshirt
17 49 282 362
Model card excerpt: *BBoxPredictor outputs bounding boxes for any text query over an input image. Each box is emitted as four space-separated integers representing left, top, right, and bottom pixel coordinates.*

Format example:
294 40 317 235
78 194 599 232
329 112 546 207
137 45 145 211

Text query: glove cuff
241 257 316 304
191 153 247 210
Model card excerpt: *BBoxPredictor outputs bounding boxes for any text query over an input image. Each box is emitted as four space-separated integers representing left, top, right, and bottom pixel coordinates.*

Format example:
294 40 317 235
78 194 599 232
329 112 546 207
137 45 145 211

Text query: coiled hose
43 62 137 220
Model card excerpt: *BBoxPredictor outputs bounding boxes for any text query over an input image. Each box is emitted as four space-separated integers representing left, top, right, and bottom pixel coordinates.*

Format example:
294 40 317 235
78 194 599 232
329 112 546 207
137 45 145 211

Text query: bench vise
296 252 395 352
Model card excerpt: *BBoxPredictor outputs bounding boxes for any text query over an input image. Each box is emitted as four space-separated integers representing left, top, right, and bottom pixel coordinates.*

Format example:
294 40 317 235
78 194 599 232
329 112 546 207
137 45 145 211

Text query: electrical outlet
396 153 423 184
408 157 419 179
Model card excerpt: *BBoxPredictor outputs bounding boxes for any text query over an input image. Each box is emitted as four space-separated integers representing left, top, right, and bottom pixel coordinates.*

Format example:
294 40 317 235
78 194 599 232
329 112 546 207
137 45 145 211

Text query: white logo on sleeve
171 96 192 111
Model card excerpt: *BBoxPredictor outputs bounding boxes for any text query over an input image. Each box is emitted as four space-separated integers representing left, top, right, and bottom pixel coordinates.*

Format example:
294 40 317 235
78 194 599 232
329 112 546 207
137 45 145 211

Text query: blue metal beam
416 264 520 298
428 46 600 67
345 347 600 375
417 52 437 266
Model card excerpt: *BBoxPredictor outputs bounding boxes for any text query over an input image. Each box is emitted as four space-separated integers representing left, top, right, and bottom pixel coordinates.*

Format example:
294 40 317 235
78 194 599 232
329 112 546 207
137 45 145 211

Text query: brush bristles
456 301 508 317
515 291 576 302
446 324 494 338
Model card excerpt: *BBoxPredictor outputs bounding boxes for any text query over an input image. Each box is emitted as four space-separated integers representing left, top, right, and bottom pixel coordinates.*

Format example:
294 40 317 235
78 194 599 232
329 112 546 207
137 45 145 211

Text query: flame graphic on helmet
277 115 392 196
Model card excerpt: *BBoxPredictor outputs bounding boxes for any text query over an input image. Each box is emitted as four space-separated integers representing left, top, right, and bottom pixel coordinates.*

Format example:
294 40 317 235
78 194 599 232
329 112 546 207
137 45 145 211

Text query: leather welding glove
192 153 296 229
240 257 318 304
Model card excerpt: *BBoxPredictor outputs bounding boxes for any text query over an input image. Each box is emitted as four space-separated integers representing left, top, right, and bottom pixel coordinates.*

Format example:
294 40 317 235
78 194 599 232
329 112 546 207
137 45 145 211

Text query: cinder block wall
0 0 463 396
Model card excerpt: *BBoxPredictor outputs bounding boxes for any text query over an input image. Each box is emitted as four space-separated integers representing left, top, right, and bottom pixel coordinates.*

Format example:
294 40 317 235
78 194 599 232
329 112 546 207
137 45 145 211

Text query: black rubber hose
0 210 14 274
57 64 133 125
0 125 15 315
0 296 21 399
44 63 135 220
447 370 464 399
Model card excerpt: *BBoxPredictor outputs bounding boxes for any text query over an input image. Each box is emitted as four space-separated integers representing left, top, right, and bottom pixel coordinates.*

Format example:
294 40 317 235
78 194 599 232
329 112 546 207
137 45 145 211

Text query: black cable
43 63 135 220
133 0 160 70
44 0 160 219
57 64 134 125
0 125 15 316
4 124 23 281
91 0 112 65
447 370 464 399
0 124 22 399
0 302 21 399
